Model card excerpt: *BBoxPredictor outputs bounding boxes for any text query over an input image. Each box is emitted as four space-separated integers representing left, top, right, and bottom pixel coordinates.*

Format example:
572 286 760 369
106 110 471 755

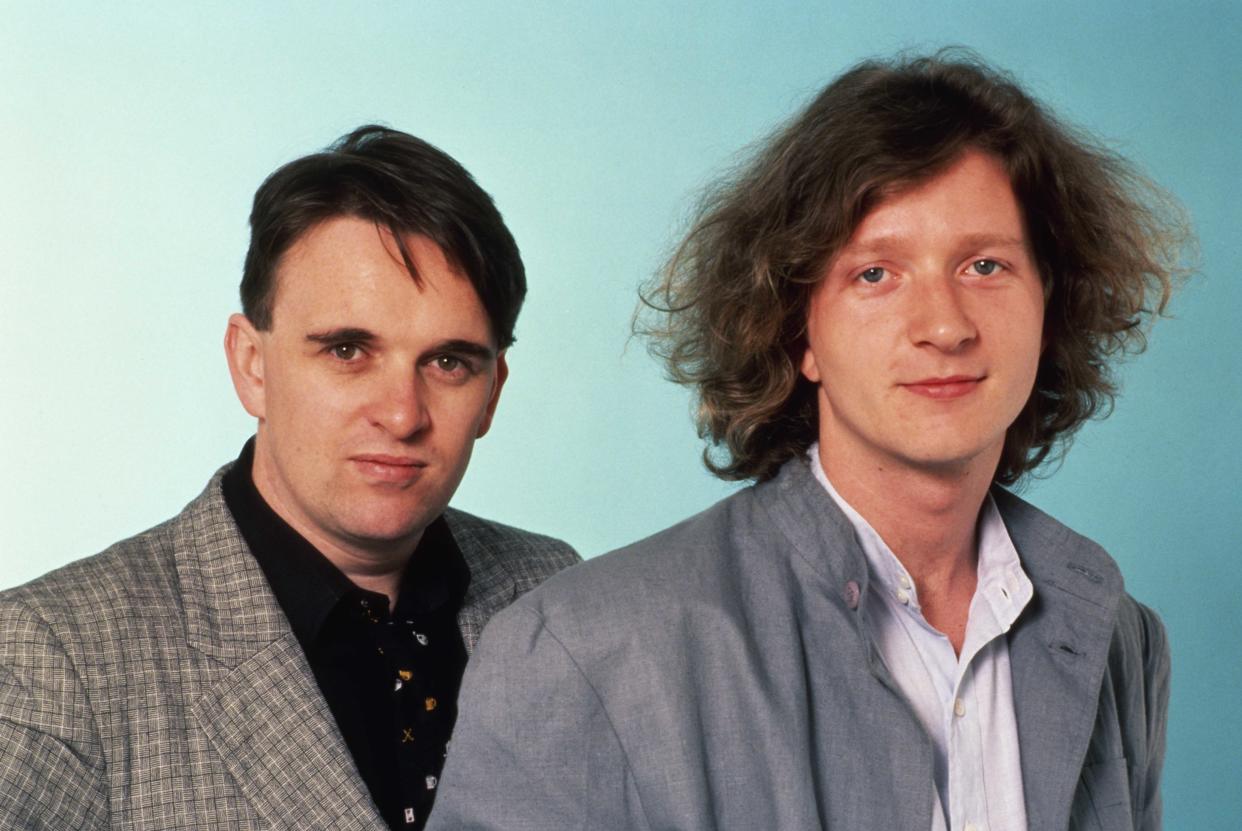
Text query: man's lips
350 454 428 483
900 375 985 400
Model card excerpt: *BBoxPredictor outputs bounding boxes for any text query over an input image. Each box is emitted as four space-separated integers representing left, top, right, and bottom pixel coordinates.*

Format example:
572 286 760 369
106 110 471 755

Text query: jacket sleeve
426 602 650 831
0 597 109 830
1135 602 1170 831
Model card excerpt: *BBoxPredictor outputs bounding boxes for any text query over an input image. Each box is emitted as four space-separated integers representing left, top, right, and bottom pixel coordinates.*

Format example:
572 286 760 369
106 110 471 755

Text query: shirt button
898 573 912 590
954 698 966 717
843 580 861 610
964 824 978 831
895 589 910 605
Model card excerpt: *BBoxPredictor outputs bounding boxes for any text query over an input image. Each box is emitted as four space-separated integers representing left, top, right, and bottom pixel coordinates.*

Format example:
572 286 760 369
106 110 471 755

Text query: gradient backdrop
3 2 1239 826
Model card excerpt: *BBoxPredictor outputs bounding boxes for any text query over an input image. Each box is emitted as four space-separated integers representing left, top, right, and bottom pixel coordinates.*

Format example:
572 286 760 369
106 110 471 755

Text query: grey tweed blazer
428 457 1169 831
0 465 578 830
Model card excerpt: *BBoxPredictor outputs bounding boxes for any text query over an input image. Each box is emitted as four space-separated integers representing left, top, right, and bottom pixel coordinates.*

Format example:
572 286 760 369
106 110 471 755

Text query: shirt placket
947 664 990 831
359 597 436 828
947 589 1009 831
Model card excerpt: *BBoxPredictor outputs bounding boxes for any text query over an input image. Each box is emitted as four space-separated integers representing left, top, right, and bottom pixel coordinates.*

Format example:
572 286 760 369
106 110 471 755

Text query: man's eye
857 266 886 284
435 355 466 373
970 259 1002 276
330 343 361 361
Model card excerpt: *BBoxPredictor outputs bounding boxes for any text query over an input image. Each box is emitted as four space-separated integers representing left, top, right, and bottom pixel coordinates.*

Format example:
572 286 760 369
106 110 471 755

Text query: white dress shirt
809 445 1032 831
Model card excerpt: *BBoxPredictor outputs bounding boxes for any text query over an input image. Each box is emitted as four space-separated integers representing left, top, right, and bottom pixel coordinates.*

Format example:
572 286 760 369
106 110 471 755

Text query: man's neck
315 544 417 611
817 442 999 652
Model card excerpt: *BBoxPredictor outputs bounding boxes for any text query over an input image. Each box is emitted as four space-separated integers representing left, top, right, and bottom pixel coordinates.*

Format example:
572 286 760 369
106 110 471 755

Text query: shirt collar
806 443 1031 626
221 438 470 648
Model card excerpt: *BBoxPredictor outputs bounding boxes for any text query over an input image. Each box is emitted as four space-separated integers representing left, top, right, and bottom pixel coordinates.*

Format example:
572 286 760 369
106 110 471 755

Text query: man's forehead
842 157 1025 242
271 217 475 299
276 217 462 281
265 215 494 342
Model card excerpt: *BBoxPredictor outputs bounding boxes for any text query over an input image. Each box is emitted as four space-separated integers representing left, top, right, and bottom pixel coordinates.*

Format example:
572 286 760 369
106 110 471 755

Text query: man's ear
224 313 267 419
475 351 509 439
800 344 823 383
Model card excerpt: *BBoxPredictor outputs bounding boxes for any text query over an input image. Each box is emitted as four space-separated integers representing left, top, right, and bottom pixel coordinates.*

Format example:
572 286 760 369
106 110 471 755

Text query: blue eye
971 259 1000 276
858 267 886 284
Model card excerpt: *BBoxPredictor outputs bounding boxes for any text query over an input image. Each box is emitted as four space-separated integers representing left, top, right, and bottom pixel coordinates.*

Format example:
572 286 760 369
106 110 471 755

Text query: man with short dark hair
0 126 577 831
428 54 1187 830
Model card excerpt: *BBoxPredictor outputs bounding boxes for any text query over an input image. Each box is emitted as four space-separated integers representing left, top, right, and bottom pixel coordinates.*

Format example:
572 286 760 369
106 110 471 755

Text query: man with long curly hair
429 52 1189 830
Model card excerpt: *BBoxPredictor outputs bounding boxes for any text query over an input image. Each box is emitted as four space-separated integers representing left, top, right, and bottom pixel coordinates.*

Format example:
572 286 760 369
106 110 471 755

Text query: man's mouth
900 375 984 400
350 455 428 483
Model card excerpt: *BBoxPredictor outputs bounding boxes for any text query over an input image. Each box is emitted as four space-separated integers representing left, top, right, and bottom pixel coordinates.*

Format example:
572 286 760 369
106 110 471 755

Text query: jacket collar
756 457 1125 828
169 467 532 825
756 456 872 593
754 457 887 650
444 508 522 654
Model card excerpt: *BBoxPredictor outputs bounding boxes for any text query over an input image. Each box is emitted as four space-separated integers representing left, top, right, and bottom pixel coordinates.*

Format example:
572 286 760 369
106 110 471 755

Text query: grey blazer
0 466 578 830
429 458 1169 831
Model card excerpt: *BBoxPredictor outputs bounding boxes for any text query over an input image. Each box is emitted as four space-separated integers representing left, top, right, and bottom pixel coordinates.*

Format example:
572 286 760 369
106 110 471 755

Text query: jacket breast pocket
1071 757 1135 831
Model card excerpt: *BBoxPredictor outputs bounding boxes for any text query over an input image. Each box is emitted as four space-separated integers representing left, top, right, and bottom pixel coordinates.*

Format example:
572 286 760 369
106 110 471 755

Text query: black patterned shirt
222 440 469 830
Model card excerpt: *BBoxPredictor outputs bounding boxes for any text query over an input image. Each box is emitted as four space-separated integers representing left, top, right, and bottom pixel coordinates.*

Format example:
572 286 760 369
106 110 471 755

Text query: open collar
756 457 1125 829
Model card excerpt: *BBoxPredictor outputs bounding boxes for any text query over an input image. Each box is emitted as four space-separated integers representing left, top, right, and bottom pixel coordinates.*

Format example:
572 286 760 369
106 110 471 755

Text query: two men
0 126 577 829
429 55 1183 829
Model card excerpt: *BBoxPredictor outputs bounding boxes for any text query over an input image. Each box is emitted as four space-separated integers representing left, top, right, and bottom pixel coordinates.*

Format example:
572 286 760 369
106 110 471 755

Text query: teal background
2 2 1238 825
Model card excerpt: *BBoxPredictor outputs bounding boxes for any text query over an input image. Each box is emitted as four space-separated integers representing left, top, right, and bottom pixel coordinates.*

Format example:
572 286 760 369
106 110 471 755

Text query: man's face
227 216 505 559
800 149 1045 479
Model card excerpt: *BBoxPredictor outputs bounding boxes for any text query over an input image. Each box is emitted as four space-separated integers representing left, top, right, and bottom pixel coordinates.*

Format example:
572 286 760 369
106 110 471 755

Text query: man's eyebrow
954 233 1029 251
433 339 497 360
305 327 378 345
835 233 917 258
839 232 1029 258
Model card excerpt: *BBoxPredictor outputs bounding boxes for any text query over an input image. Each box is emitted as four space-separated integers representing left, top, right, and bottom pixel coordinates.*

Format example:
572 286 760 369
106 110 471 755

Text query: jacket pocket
1071 757 1135 831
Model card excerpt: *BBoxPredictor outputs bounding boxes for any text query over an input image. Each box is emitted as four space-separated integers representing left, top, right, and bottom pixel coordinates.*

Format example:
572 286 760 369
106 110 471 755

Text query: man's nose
369 368 430 439
907 277 978 353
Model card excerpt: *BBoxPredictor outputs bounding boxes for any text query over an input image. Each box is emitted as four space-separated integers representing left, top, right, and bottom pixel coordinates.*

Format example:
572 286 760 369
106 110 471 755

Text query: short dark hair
640 50 1191 484
241 125 526 348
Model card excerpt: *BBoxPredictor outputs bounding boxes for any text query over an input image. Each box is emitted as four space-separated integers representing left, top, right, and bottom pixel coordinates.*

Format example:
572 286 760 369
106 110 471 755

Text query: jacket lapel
174 470 385 829
758 461 938 830
444 510 519 654
193 634 385 830
995 489 1123 831
765 463 1128 829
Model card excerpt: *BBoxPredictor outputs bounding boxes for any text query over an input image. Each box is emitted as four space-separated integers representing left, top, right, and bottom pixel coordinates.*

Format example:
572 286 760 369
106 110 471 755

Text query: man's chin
340 507 445 552
894 440 1005 478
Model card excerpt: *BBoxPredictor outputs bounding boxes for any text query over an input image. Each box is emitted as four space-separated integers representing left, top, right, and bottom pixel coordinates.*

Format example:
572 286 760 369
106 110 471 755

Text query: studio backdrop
2 2 1238 827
